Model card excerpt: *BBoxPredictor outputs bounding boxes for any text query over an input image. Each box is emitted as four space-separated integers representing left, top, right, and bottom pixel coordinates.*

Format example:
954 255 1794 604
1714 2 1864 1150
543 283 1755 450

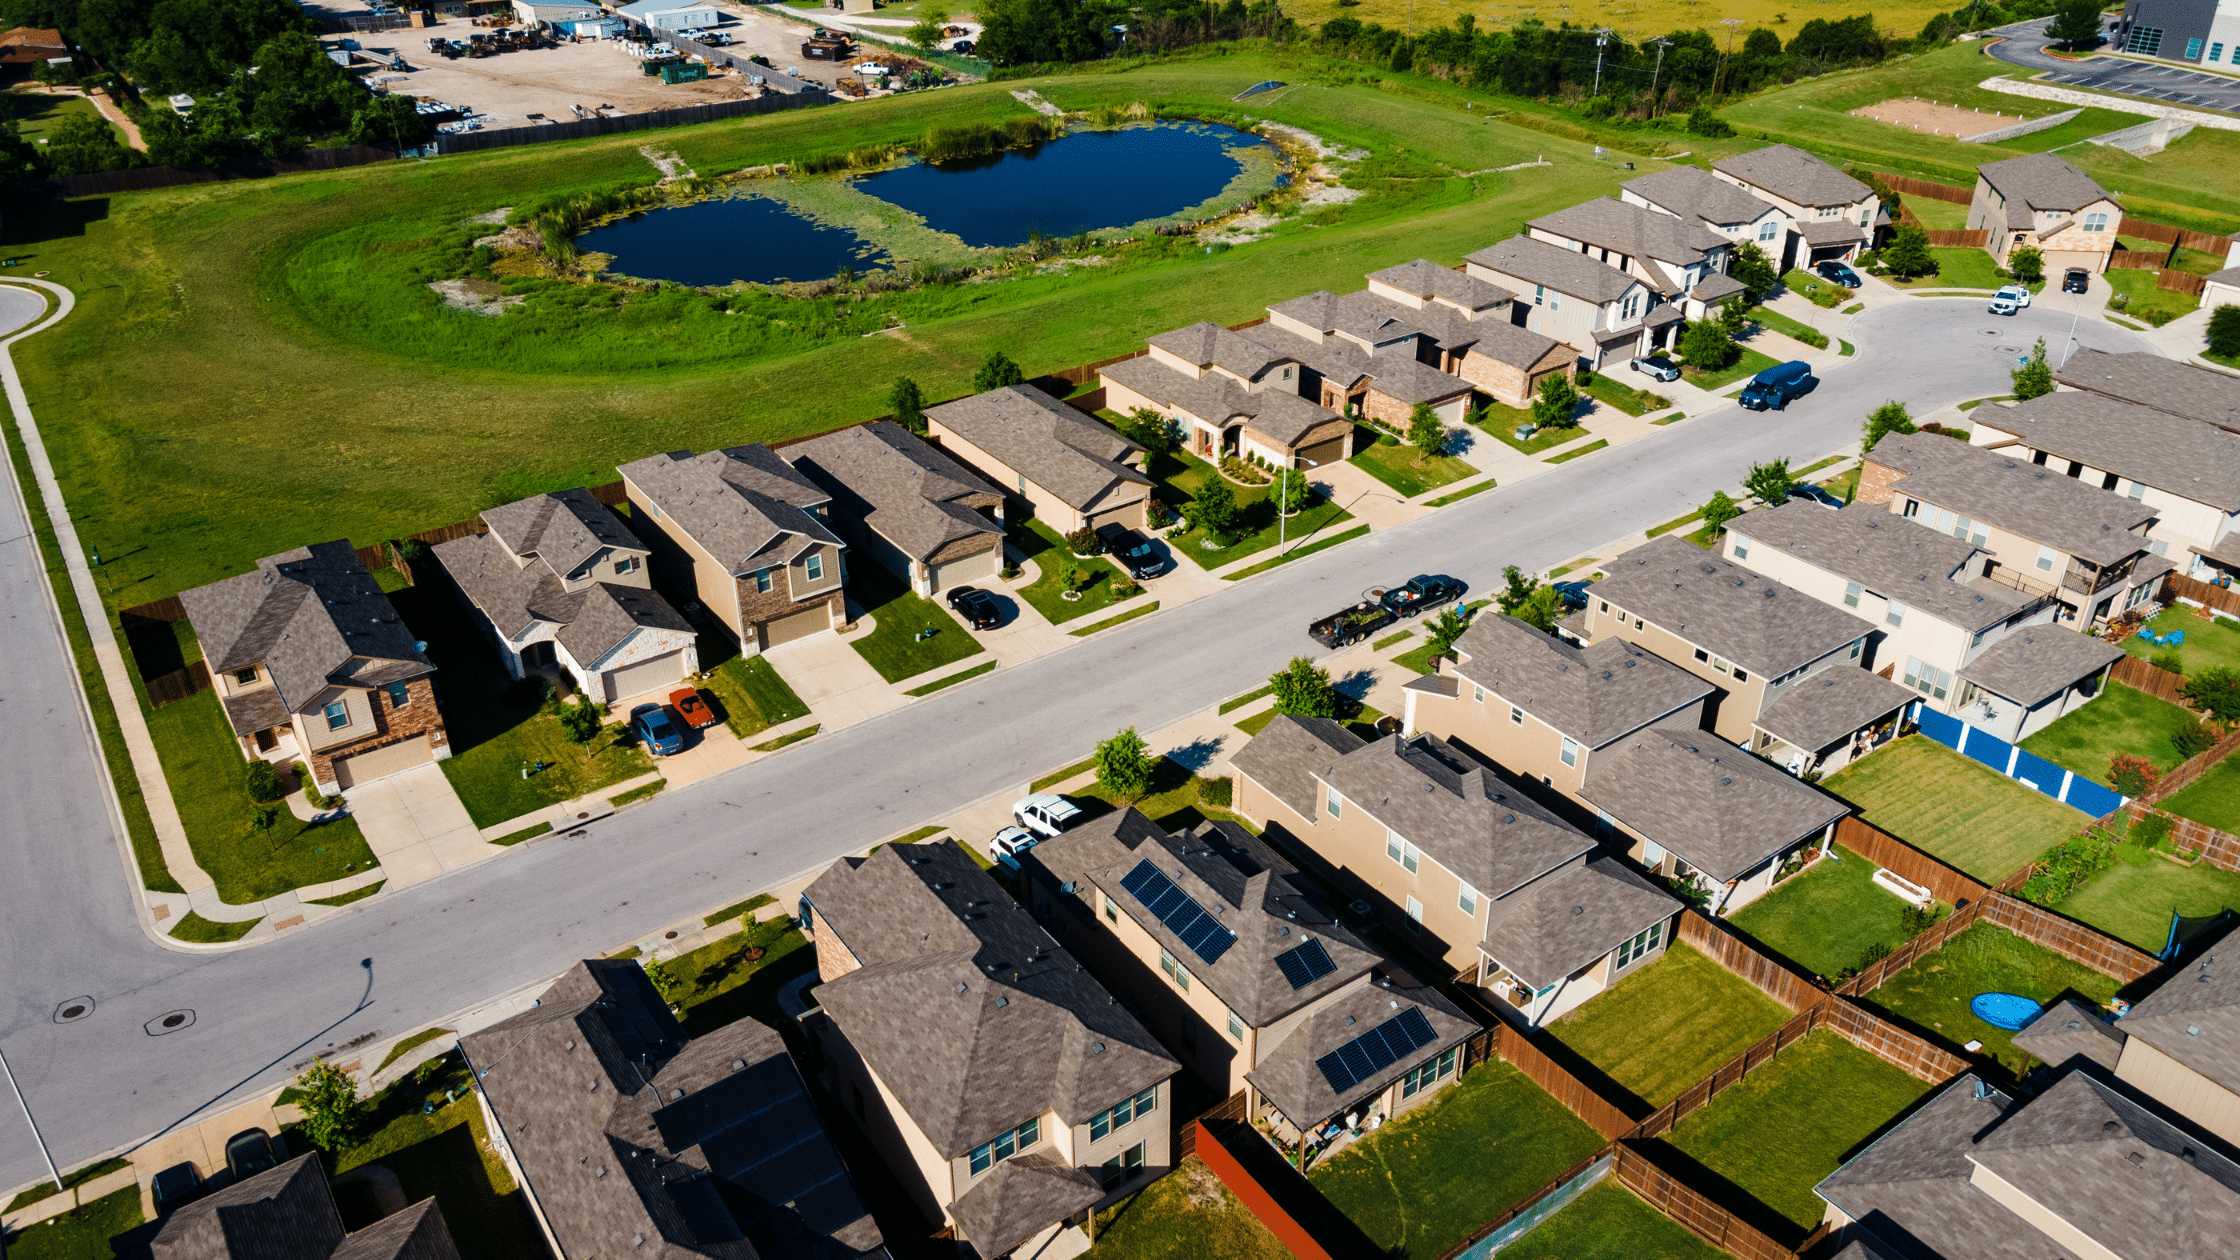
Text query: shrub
245 759 284 802
1270 656 1342 717
1144 498 1173 530
299 763 337 811
1375 431 1399 446
1899 902 1944 935
888 377 927 434
2183 665 2240 723
1686 104 1733 137
1187 478 1239 537
1680 318 1737 373
559 699 604 745
1065 526 1101 555
643 958 685 1005
972 350 1025 392
2009 245 2045 286
2209 304 2240 359
2108 753 2159 797
1861 400 1915 454
2020 832 2120 905
2131 811 2175 850
2011 338 2053 401
1883 225 1933 278
1699 490 1742 535
1858 941 1892 970
1199 775 1233 808
1094 726 1157 804
2152 650 2185 675
2173 719 2218 760
293 1062 363 1153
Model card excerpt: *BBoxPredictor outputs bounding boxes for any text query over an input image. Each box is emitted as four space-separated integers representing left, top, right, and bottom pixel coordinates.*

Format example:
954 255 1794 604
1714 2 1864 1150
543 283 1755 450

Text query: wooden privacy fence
2136 809 2240 875
2110 247 2173 270
143 661 211 708
2160 270 2209 296
1613 1146 1805 1260
1834 892 1989 998
2141 720 2240 806
2110 653 2190 706
1883 173 1973 204
1171 1089 1246 1163
1490 1020 1635 1139
1192 1118 1369 1260
1675 910 1826 1011
1922 227 1989 247
1981 893 2161 981
120 594 188 623
2167 570 2240 619
2118 216 2233 255
1833 816 1989 907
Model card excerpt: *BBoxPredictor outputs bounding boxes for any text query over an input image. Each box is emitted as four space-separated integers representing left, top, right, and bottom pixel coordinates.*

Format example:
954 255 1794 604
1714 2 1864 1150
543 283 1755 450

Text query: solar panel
1275 939 1337 990
1314 1007 1438 1095
652 1055 877 1239
1120 860 1239 964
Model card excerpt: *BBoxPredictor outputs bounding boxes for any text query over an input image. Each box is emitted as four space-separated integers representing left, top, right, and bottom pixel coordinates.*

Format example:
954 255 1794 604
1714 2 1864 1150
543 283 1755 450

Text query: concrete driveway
344 763 486 886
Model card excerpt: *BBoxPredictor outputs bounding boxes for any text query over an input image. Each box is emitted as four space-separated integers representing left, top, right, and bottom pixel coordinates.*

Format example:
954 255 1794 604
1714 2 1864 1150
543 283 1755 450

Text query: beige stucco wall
2115 1037 2240 1148
1968 417 2213 572
1584 596 1863 745
928 420 1137 535
625 475 745 640
1419 654 1707 807
1305 774 1492 969
1964 1162 2121 1260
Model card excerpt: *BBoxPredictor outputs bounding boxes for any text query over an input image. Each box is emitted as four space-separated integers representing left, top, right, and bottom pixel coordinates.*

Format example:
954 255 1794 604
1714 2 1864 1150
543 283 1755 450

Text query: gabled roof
1146 320 1294 380
1268 289 1432 347
179 541 434 720
1383 293 1569 370
328 1200 463 1260
2011 998 2125 1073
1622 164 1784 229
1244 972 1478 1129
1986 391 2240 511
1713 144 1871 206
433 530 692 667
1800 218 1868 245
1463 236 1642 303
947 1152 1104 1260
1528 197 1730 269
1228 713 1364 819
1479 854 1679 989
1752 666 1917 754
2122 947 2240 1095
1814 1075 2049 1260
1452 614 1713 748
1977 151 2115 218
1958 625 2123 706
1099 356 1344 448
2055 348 2240 434
787 421 1003 564
1366 258 1513 310
924 385 1153 511
1727 502 2034 632
151 1155 345 1260
1582 723 1847 882
1588 535 1873 678
1869 434 2155 566
804 842 1176 1158
1690 272 1749 303
1243 321 1475 406
482 488 646 581
618 445 843 576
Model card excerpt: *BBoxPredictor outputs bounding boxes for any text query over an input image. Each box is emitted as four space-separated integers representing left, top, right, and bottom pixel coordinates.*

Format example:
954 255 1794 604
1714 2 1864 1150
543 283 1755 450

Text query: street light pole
0 1042 65 1196
1280 457 1320 556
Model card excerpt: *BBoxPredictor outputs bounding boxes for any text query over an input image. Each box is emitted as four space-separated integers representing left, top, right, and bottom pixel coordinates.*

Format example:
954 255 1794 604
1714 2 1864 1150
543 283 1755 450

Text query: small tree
973 350 1025 393
1423 605 1474 661
2045 0 2104 47
1680 317 1737 373
907 15 946 51
2173 718 2218 761
1700 490 1742 534
1269 655 1343 718
1744 458 1795 507
1094 726 1158 804
1271 466 1309 514
1406 401 1447 452
293 1061 363 1153
1532 372 1582 430
245 759 283 802
2008 245 2045 286
1729 240 1777 301
2208 304 2240 359
888 377 927 435
1861 399 1916 454
1188 477 1238 537
1883 224 1934 279
2107 753 2159 798
644 958 686 1006
1126 407 1178 457
253 804 282 852
2182 666 2240 723
560 699 603 745
1496 565 1538 617
1514 584 1562 632
2011 337 2054 401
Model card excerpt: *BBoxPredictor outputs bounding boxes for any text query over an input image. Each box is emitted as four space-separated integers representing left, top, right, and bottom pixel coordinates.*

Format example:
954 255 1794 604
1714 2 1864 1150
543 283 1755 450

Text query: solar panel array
1274 939 1337 990
653 1056 873 1242
1314 1007 1438 1096
1120 860 1238 964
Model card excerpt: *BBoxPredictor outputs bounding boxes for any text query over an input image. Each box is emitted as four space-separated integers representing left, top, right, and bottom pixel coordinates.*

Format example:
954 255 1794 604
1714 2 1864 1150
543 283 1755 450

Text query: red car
669 687 718 730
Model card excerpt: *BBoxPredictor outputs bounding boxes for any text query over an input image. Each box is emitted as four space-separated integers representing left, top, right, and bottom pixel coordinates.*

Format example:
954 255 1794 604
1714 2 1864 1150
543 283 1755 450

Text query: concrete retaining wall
1962 107 2079 143
1978 75 2240 132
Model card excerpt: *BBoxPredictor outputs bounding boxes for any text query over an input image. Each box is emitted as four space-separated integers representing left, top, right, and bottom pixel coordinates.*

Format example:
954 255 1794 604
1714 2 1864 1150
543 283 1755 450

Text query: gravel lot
335 32 768 127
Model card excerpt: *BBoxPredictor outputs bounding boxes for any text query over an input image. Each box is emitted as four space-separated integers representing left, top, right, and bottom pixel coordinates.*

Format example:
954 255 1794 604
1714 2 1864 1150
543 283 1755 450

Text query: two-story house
1724 503 2122 743
1230 716 1683 1026
925 384 1159 532
1019 808 1479 1152
787 420 1006 599
434 488 700 705
1526 196 1748 329
800 841 1178 1260
1099 320 1354 470
1967 392 2240 581
1363 259 1576 407
1861 433 2166 628
1711 144 1881 270
180 540 449 795
620 444 848 654
1968 151 2121 275
1463 235 1654 369
1574 535 1914 776
2056 346 2240 437
2109 947 2240 1149
1245 289 1479 429
1620 163 1790 257
149 1153 463 1260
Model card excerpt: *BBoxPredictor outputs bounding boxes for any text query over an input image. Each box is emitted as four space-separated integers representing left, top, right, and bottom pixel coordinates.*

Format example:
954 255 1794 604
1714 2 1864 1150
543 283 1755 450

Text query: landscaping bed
1539 943 1793 1111
1822 735 2085 883
1729 846 1945 982
2019 682 2202 779
1349 440 1476 497
1014 518 1136 624
1150 448 1354 569
2061 843 2240 952
844 564 984 683
1858 922 2119 1075
1086 1156 1291 1260
1502 1179 1732 1260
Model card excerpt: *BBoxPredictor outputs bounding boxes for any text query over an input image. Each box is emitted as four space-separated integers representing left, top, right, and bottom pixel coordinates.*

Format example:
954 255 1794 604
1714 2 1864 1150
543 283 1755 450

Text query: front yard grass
667 912 816 1036
1746 307 1830 350
1349 440 1476 498
1877 248 2009 291
1309 1059 1606 1259
1658 1029 1932 1240
169 911 260 942
2120 606 2240 677
1086 1156 1292 1260
1682 347 1780 392
1486 418 1590 456
2019 682 2202 780
694 626 810 740
1013 518 1133 625
1151 449 1356 570
1577 370 1671 417
2061 843 2240 952
1729 846 1945 982
1502 1179 1733 1260
1779 269 1848 308
2105 267 2201 326
2 1185 143 1260
844 563 984 683
2162 757 2240 833
1859 923 2120 1076
1539 943 1793 1111
1821 735 2086 883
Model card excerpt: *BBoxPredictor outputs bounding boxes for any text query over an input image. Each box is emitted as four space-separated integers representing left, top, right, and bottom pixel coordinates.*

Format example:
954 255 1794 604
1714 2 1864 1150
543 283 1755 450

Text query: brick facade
1451 344 1575 410
1854 456 1906 506
301 675 447 787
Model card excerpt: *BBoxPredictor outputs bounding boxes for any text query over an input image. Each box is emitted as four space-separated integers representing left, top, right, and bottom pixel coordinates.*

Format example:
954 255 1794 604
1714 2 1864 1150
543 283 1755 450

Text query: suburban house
1967 151 2122 273
149 1153 461 1260
1710 144 1881 270
1526 196 1748 325
434 489 700 706
1363 258 1576 408
179 541 448 795
619 444 848 654
2056 346 2240 436
787 420 1006 598
1463 235 1655 367
1246 290 1478 429
1572 535 1912 776
799 842 1179 1258
460 959 887 1260
1018 808 1480 1147
924 384 1157 533
1724 502 2123 743
0 27 65 79
1620 163 1790 255
2108 947 2240 1148
1814 1069 2240 1260
1860 432 2167 629
1230 715 1683 1026
1968 392 2238 581
1098 321 1354 469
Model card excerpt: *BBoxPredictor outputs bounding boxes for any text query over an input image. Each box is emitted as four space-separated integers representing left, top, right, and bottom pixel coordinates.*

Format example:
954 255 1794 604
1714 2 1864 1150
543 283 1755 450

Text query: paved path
1989 18 2240 114
0 291 2158 1191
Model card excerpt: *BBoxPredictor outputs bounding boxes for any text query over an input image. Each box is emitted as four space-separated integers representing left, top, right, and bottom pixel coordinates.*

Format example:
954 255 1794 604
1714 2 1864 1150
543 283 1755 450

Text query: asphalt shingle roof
1365 258 1513 310
1099 355 1343 447
1243 972 1478 1129
786 421 1003 564
618 445 842 576
1146 320 1293 380
2055 348 2240 434
1869 434 2155 566
1463 236 1642 303
1267 289 1431 346
1340 283 1567 371
1727 502 2034 633
1713 143 1871 206
1582 723 1847 882
482 487 646 581
1589 535 1874 677
434 525 693 670
1813 1076 2059 1260
2121 946 2240 1095
328 1201 463 1260
1622 164 1784 230
1479 854 1680 989
1957 625 2123 706
924 385 1153 511
1752 666 1918 754
1985 392 2240 511
1228 713 1364 819
1528 197 1730 270
1243 321 1476 406
2010 998 2126 1073
947 1152 1103 1260
1452 614 1714 747
1977 151 2115 217
151 1155 346 1260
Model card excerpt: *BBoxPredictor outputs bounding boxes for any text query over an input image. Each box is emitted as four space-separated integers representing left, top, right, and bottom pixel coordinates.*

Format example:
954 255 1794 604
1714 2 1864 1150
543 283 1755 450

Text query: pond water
574 194 890 288
855 121 1271 247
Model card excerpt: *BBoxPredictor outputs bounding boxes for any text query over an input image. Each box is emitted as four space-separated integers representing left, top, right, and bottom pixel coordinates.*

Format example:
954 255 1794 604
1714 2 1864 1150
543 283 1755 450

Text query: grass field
2121 607 2240 676
1086 1157 1292 1260
1860 923 2120 1075
667 913 817 1036
1729 846 1945 981
1014 518 1132 623
1539 943 1792 1111
1880 247 2009 291
1821 735 2086 883
696 634 812 740
2063 843 2240 952
2163 758 2240 833
1501 1180 1733 1260
2105 267 2201 326
1 1184 143 1259
2018 682 2201 780
1350 440 1477 497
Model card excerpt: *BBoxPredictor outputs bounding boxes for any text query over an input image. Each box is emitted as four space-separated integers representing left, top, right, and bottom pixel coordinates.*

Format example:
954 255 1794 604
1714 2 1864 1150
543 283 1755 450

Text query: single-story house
924 384 1155 533
787 420 1005 597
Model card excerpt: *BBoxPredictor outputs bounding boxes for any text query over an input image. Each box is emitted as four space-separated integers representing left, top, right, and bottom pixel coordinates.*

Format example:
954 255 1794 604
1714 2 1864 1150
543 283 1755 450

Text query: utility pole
1715 18 1743 99
1648 36 1672 116
0 1044 64 1197
1592 28 1614 97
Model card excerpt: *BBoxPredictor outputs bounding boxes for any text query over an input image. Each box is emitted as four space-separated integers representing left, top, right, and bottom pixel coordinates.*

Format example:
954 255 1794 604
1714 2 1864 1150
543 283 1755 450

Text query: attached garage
761 603 833 649
1083 499 1146 534
603 650 687 704
334 737 433 789
927 547 999 596
1298 432 1349 470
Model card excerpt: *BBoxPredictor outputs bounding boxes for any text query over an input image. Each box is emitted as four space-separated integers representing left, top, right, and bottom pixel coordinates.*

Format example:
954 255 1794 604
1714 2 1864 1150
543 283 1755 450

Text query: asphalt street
1990 18 2240 113
0 293 2153 1190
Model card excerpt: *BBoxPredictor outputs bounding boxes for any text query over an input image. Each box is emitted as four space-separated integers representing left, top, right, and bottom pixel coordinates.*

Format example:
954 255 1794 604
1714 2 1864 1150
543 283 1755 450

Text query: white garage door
334 737 433 789
604 650 686 704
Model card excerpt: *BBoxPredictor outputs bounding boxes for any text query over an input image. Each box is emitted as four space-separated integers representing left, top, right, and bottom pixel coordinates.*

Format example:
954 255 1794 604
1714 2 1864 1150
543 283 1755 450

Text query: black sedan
1813 259 1862 287
1095 523 1165 580
1380 574 1464 616
947 585 1003 630
151 1163 204 1215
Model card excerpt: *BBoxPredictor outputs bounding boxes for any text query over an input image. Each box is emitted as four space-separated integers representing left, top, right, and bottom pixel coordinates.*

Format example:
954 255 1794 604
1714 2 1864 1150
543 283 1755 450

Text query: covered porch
1750 666 1918 779
1955 626 2126 744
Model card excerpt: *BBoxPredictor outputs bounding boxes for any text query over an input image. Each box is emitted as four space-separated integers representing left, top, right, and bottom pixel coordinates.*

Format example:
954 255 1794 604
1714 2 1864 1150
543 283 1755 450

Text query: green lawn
1729 846 1946 982
1485 417 1589 455
695 626 810 739
1905 199 1970 229
1658 1030 1932 1239
1745 307 1829 350
2121 606 2240 676
1086 1157 1292 1260
1071 755 1249 833
1779 269 1847 308
1860 923 2120 1076
1349 440 1477 497
2105 268 2201 327
1822 735 2086 883
2163 757 2240 833
844 563 984 683
666 913 817 1036
1502 1180 1733 1260
1 1185 143 1260
1539 943 1792 1111
1310 1059 1606 1259
1013 518 1133 624
170 910 260 942
1547 439 1608 465
2062 843 2240 952
2019 683 2202 780
2 91 122 147
1683 347 1780 392
1577 371 1671 418
1151 449 1357 569
1878 248 2009 292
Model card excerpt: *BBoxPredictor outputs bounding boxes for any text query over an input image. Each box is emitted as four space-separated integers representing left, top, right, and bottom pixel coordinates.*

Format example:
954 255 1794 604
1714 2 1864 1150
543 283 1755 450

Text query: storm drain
54 997 93 1024
146 1009 195 1036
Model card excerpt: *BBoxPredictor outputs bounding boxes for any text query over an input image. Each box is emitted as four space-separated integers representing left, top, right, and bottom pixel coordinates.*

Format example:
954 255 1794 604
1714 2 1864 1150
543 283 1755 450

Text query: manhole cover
664 931 678 940
1995 345 2022 354
146 1009 195 1036
577 812 590 820
1979 329 2000 336
54 997 93 1024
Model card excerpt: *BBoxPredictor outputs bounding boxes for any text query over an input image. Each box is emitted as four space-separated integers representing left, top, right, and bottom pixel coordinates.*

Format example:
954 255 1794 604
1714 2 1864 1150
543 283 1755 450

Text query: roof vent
565 1040 576 1052
1624 659 1634 667
1344 1016 1355 1026
587 1080 600 1093
955 982 969 993
597 1166 609 1179
1424 783 1436 793
1573 906 1584 915
2104 1121 2120 1133
934 882 954 890
2187 1024 2202 1036
1721 777 1732 786
1601 670 1612 679
732 1058 746 1071
1390 1000 1399 1009
997 997 1009 1008
635 1234 646 1248
1503 815 1516 824
2126 1152 2145 1167
1279 925 1291 936
2183 1149 2198 1164
671 1088 685 1101
1092 1042 1106 1053
1558 664 1568 672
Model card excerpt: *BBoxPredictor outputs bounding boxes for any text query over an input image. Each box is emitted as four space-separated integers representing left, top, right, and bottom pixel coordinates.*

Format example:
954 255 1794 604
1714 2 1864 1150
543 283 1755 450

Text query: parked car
951 38 973 53
224 1130 279 1181
1629 355 1680 383
630 703 684 756
1737 360 1815 411
151 1162 203 1215
2063 267 2091 295
1308 598 1396 648
1095 523 1165 579
1988 296 2020 316
1380 574 1464 617
1813 259 1863 288
1012 793 1083 839
1994 284 2033 309
1788 484 1844 510
991 826 1040 870
947 585 1003 630
669 688 717 730
1552 579 1592 610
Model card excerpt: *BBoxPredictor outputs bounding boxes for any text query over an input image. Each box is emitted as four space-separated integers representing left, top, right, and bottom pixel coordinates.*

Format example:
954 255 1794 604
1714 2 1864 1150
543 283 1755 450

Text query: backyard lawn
1086 1156 1292 1260
1729 847 1945 982
1501 1179 1733 1260
694 628 811 740
1658 1030 1932 1240
664 913 817 1036
1350 439 1476 498
1859 923 2120 1076
2120 606 2240 676
2162 757 2240 833
1539 944 1793 1111
2062 844 2240 952
1013 518 1134 625
2019 682 2201 780
2104 268 2200 327
1683 347 1780 392
1150 449 1356 569
1310 1059 1606 1259
1822 736 2085 883
844 564 984 683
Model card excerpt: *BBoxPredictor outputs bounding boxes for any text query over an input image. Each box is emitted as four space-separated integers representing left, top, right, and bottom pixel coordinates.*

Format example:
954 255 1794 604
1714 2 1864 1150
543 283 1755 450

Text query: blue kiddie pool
1971 993 2043 1031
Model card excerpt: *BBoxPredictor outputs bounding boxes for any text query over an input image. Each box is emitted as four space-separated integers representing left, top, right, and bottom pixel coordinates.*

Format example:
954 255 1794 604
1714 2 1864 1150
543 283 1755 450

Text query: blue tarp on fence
1448 1155 1613 1259
1912 704 2127 816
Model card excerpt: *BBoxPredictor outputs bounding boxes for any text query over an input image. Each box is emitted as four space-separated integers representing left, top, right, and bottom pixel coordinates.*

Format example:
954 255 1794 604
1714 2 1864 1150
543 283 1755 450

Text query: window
968 1117 1041 1175
612 555 639 576
1844 582 1862 608
2150 537 2168 557
1090 1088 1156 1141
1598 600 1609 614
234 667 258 685
1733 540 1749 560
1886 601 1906 628
2083 212 2109 233
1733 668 1750 683
1817 204 1838 219
1283 366 1293 380
1228 1011 1245 1041
386 681 411 709
1902 498 1920 519
1712 656 1731 675
1693 648 1710 663
1758 220 1778 242
1399 1047 1460 1099
1473 685 1485 703
2127 24 2163 54
1457 880 1479 916
1560 737 1579 768
2214 42 2226 61
324 700 349 730
1103 893 1118 924
1970 629 1988 650
1387 831 1420 873
1099 1143 1146 1191
753 569 774 594
1327 790 1343 820
1903 657 1953 701
2035 545 2058 573
805 553 825 582
1404 895 1424 929
1850 638 1864 661
1616 920 1664 967
1533 284 1545 307
1621 294 1640 321
1159 948 1192 992
2186 37 2203 58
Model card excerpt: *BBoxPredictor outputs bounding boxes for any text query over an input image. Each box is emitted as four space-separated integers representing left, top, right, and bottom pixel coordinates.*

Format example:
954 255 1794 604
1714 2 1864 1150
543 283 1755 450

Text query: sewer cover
146 1009 195 1036
1995 345 2023 354
54 997 93 1024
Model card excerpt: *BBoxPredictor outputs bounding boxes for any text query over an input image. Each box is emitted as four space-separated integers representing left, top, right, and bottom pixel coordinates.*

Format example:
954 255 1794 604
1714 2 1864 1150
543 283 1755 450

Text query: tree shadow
1163 734 1226 773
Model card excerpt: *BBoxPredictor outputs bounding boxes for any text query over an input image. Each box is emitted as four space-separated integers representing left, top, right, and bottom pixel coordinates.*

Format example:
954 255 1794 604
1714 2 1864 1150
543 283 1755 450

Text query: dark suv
1737 360 1815 412
2062 267 2090 295
1094 523 1164 580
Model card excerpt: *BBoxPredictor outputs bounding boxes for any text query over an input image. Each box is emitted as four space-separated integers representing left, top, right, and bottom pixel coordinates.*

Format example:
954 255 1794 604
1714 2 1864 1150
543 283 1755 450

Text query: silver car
1629 355 1680 382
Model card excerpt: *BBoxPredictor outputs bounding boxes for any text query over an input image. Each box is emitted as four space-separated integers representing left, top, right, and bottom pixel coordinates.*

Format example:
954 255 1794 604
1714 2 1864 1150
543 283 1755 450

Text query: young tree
1883 225 1934 279
888 377 927 435
1423 604 1475 661
560 699 603 745
1744 458 1795 506
2008 245 2045 286
293 1062 363 1153
2183 666 2240 723
2209 304 2240 359
1187 476 1238 537
1531 372 1582 429
1406 401 1447 452
643 958 685 1005
1728 241 1778 301
907 7 949 52
1126 407 1178 457
1269 655 1343 717
1700 490 1742 534
2046 0 2104 48
1680 317 1737 373
1495 565 1559 630
1861 399 1916 454
973 350 1025 392
1270 465 1309 514
2011 337 2054 400
1094 726 1158 804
